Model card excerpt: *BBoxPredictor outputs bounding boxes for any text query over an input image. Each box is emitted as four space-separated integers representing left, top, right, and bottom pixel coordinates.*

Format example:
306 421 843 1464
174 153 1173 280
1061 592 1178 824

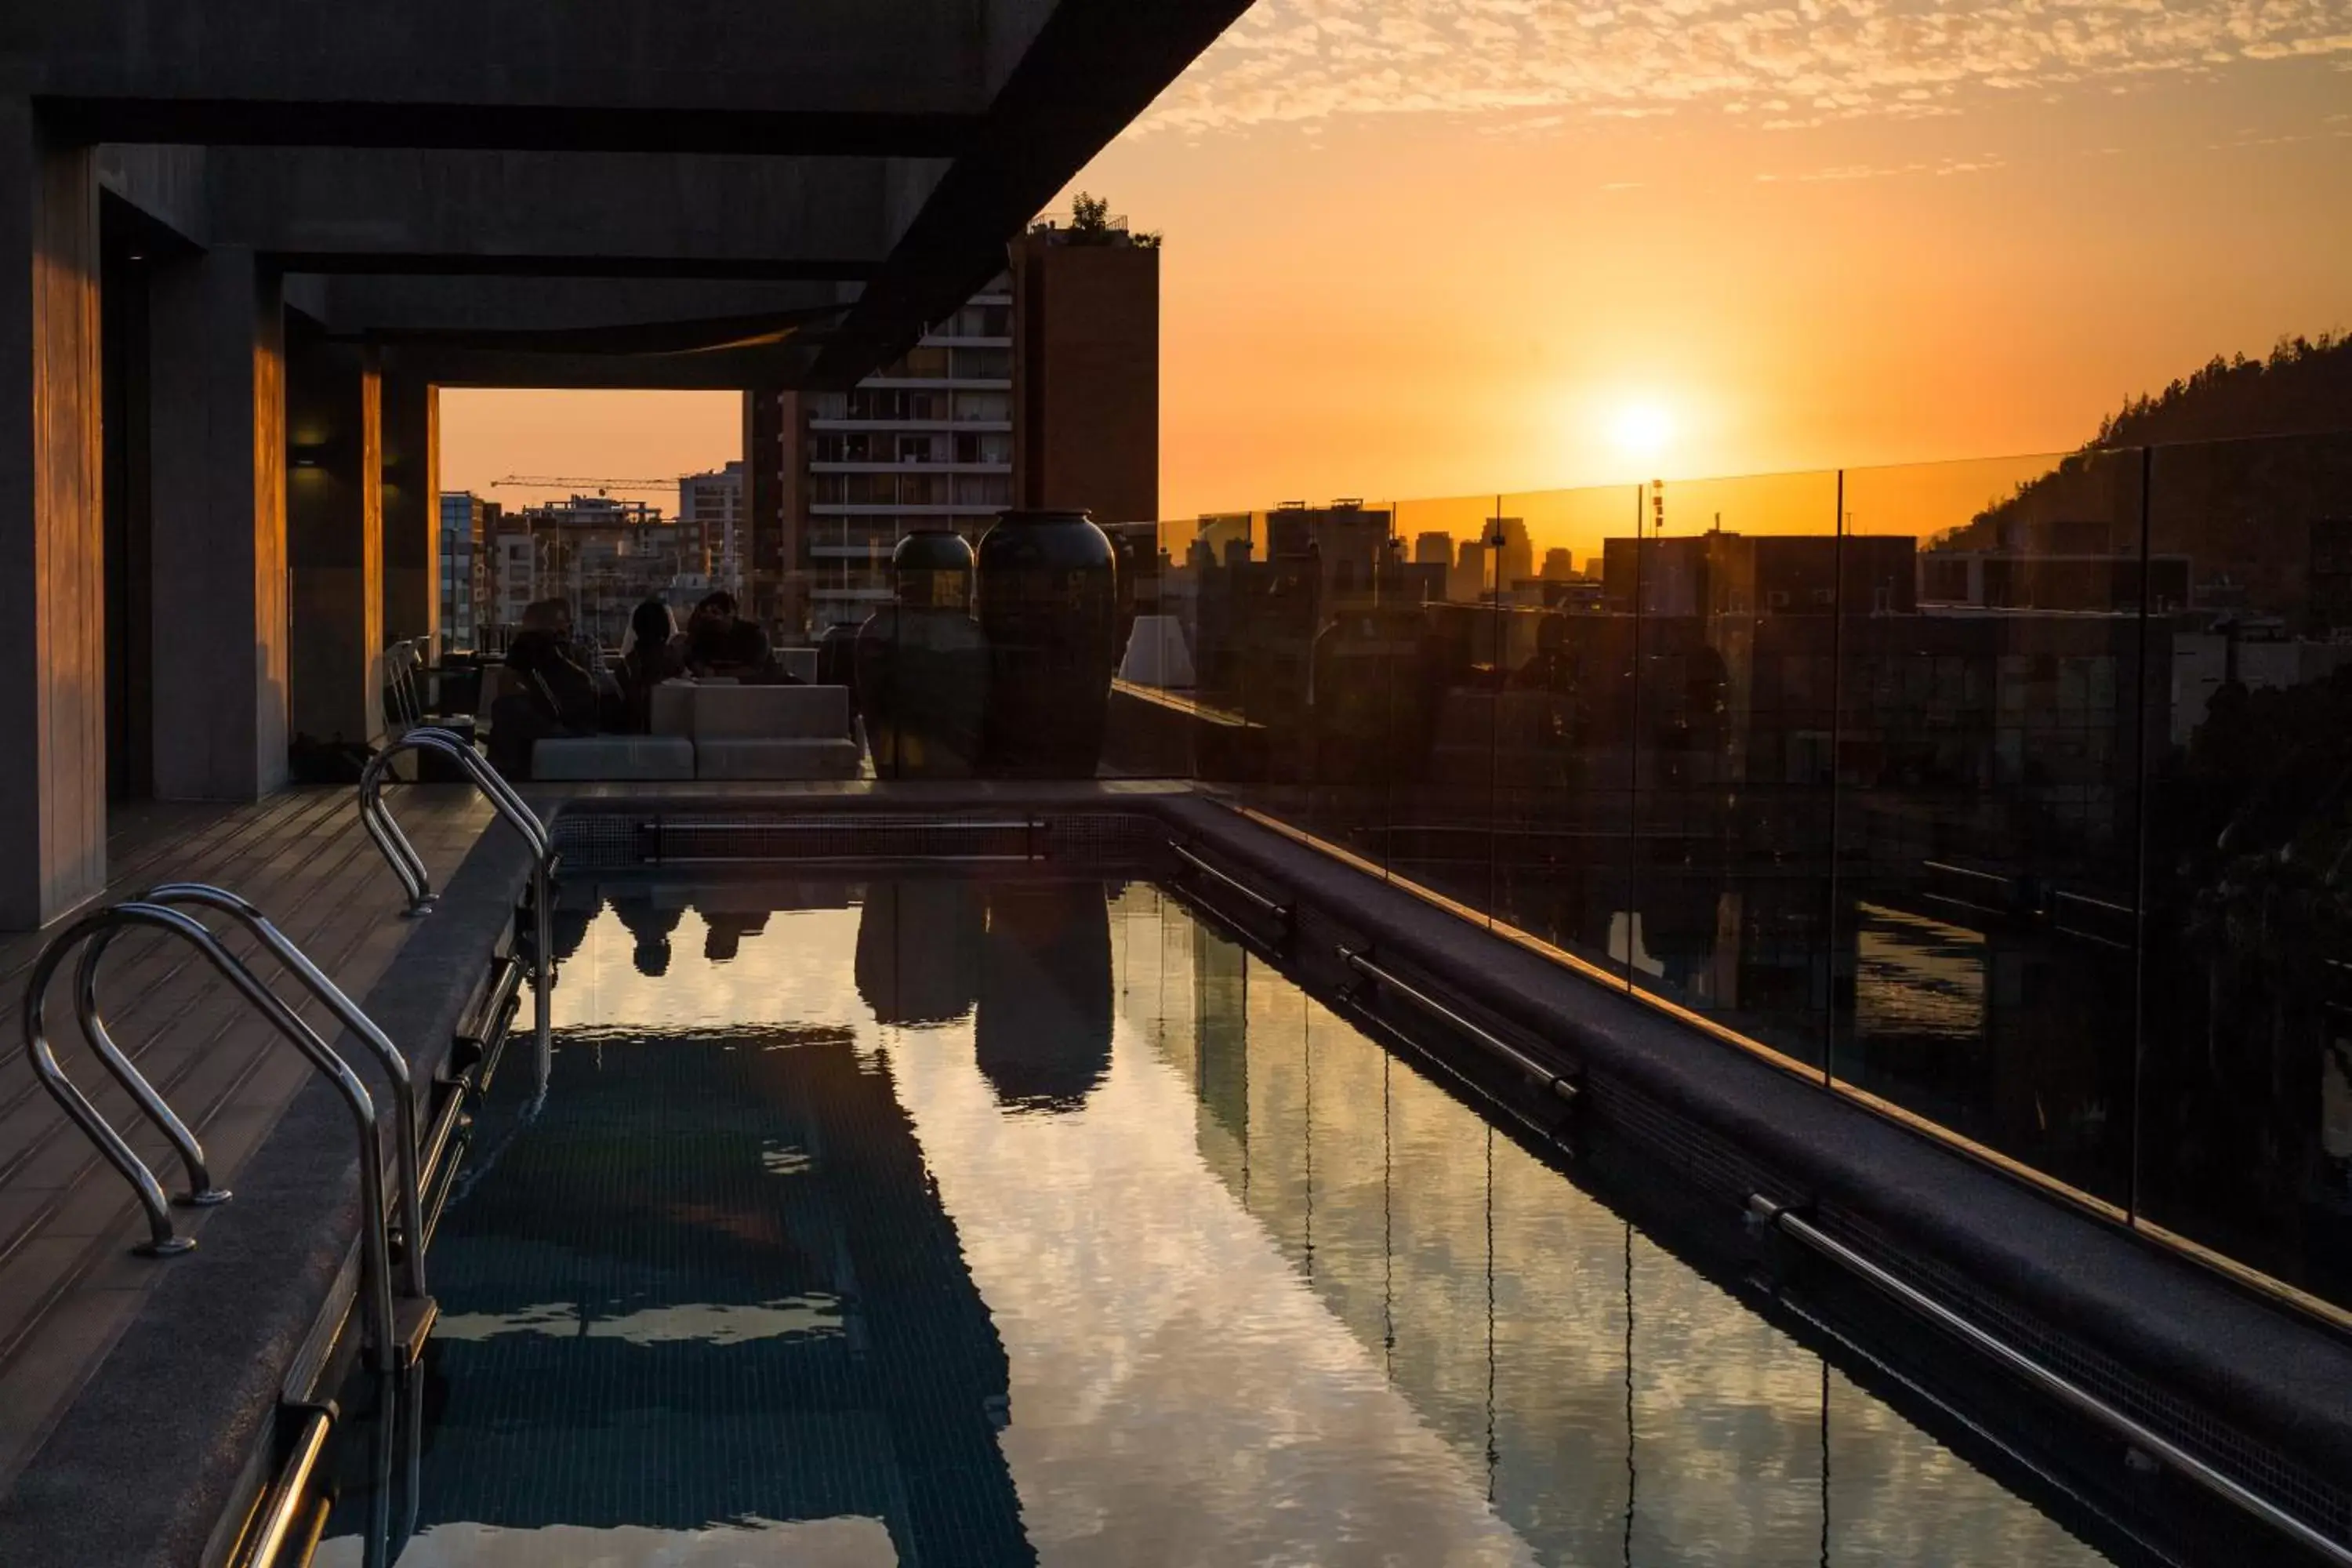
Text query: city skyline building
499 494 681 648
437 492 495 652
746 216 1160 634
677 460 744 596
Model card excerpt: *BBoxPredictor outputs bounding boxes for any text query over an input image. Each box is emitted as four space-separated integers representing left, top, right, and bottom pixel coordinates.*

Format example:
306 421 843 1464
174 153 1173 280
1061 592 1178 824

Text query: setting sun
1607 400 1675 464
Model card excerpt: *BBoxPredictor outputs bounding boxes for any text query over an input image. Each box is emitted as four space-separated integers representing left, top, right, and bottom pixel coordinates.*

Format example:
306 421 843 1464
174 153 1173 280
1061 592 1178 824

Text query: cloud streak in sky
1141 0 2352 134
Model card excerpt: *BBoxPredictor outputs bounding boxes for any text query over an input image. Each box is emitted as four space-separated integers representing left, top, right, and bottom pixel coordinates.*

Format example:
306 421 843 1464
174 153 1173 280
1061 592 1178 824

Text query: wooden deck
0 786 495 1486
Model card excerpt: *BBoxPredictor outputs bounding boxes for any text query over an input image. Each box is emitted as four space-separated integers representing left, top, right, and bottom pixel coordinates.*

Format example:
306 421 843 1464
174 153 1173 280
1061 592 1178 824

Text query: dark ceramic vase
855 529 988 779
975 508 1120 777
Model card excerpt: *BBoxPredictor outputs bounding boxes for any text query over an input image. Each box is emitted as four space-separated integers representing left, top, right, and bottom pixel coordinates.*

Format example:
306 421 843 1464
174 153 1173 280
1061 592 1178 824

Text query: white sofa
530 735 695 781
532 681 862 782
677 684 862 781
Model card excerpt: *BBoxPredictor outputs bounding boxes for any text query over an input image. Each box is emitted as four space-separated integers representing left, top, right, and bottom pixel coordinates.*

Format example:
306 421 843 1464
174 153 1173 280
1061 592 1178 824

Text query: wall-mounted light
291 442 327 470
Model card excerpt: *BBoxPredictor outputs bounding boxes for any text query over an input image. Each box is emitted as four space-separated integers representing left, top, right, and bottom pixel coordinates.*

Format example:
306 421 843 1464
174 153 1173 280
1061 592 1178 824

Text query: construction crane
491 474 677 495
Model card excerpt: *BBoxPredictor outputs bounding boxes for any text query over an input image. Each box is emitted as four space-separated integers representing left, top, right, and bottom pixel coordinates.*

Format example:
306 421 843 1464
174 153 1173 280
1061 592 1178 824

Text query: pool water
322 874 2119 1567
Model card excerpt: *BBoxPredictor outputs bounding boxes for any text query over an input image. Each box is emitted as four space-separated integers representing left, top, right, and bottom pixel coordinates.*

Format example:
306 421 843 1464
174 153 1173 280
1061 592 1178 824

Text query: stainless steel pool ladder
22 895 426 1364
358 727 554 1088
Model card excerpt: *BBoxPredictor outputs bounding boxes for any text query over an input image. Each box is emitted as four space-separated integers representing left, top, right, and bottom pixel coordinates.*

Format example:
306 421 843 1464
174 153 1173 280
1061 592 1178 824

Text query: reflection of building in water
1108 887 2099 1566
417 1027 1032 1566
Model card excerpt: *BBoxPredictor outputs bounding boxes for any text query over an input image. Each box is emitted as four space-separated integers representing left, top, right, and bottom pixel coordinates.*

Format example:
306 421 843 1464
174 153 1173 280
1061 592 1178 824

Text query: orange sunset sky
443 1 2351 530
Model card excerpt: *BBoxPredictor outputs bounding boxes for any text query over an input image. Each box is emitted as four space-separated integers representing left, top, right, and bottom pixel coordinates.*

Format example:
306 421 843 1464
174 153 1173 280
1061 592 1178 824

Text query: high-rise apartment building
490 517 536 632
437 492 493 650
745 217 1159 635
677 460 744 593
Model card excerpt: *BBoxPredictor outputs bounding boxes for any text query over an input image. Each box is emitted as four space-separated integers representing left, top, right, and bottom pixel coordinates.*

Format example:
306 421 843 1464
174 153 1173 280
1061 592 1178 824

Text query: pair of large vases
854 509 1120 779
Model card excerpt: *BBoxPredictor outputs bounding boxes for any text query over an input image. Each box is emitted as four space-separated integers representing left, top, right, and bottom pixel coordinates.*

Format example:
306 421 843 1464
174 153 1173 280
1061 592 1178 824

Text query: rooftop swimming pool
318 873 2125 1566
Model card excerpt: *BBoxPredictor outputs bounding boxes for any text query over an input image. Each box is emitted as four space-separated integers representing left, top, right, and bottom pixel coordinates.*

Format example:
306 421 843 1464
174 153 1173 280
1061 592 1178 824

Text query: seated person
684 590 781 681
618 597 688 734
487 597 601 778
504 598 601 727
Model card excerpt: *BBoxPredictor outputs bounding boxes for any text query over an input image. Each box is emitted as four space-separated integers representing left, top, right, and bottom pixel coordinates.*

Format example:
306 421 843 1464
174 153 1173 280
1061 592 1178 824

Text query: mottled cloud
1755 151 2008 180
1139 0 2352 135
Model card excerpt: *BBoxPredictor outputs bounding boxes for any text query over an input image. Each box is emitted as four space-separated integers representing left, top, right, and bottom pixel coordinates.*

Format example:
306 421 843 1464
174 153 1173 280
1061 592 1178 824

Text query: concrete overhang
314 275 850 339
72 0 1254 386
314 277 846 390
132 148 952 279
18 0 1062 152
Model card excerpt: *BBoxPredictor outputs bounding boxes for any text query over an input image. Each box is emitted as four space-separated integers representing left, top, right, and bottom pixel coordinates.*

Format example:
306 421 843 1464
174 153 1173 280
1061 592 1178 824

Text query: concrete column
742 387 788 627
379 371 437 656
148 245 290 800
0 103 105 928
286 329 383 753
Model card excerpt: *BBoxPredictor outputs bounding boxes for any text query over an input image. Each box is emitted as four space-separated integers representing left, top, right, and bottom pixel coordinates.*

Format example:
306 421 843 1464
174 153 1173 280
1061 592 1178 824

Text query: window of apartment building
951 347 1012 380
812 430 893 463
808 391 848 419
953 474 1012 506
898 434 942 464
953 390 1010 423
952 432 1012 465
898 474 947 506
853 388 948 421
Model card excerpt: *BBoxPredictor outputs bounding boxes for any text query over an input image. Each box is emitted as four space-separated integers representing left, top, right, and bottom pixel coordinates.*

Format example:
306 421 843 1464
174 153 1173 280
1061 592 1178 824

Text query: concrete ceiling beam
207 149 952 277
315 276 854 339
99 147 956 278
19 0 1060 151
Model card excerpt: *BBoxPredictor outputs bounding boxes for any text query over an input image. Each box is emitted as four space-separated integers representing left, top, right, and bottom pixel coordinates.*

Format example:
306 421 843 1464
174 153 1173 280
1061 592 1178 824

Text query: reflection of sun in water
1608 400 1675 463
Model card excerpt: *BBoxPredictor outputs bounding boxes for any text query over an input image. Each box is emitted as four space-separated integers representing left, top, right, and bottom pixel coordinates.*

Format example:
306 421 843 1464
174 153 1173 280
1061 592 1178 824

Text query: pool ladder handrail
358 727 553 1088
83 884 432 1298
22 901 412 1363
358 726 549 912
